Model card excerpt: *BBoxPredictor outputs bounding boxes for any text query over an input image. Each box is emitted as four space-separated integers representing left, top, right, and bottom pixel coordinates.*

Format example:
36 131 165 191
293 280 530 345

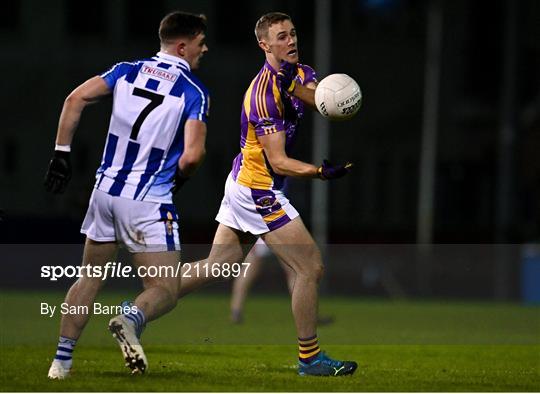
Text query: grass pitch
0 290 539 391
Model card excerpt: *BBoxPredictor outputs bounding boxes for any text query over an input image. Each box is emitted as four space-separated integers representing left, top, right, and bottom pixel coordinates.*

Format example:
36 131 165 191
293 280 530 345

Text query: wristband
317 166 326 180
55 144 71 152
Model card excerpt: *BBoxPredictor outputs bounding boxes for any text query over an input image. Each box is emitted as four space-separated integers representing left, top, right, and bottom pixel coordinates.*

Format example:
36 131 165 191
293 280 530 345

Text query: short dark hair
159 11 207 44
254 12 291 41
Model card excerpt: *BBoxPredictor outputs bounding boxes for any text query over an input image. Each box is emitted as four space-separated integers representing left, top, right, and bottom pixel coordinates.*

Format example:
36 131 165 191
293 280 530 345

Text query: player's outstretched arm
259 132 352 181
173 119 207 192
259 132 318 178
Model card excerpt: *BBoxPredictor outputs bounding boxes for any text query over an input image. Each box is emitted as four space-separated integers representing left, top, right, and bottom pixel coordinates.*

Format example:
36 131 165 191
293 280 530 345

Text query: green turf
1 291 539 391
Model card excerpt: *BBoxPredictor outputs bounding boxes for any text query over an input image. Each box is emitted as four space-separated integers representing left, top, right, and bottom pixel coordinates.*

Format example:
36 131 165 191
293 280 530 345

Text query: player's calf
137 278 179 321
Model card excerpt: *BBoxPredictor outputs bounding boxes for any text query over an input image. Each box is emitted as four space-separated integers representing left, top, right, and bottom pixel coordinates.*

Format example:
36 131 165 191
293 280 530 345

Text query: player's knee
304 247 324 282
295 261 324 283
313 263 325 283
300 262 323 283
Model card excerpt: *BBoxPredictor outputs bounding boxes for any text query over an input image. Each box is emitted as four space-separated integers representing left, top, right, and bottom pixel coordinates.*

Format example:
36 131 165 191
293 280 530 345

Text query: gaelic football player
176 12 356 376
44 11 209 378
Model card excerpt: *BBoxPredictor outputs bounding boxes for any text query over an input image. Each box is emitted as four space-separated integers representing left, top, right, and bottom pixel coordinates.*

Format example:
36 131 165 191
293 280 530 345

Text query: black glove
44 150 72 194
317 159 353 180
171 169 189 195
277 60 298 93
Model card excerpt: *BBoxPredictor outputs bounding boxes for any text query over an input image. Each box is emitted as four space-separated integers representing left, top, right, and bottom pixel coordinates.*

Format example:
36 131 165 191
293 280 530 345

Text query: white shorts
81 188 180 253
215 173 299 235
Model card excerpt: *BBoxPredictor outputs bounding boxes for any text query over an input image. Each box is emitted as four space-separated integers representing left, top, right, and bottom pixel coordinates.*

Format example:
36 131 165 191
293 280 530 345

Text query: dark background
1 0 539 299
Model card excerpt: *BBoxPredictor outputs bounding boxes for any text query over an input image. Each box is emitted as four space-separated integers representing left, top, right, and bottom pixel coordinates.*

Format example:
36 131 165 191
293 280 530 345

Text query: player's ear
176 41 187 57
258 40 270 53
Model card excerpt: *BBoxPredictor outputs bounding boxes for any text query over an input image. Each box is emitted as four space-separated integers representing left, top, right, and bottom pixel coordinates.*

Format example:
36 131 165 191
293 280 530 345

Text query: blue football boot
298 351 358 376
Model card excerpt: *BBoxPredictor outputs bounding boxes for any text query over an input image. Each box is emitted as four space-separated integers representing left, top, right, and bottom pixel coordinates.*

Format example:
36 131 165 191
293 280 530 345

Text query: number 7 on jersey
130 87 164 140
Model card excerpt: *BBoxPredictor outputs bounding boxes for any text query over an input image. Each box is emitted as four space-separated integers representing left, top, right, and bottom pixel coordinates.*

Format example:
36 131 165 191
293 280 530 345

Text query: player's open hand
277 60 298 94
44 151 72 194
317 159 353 180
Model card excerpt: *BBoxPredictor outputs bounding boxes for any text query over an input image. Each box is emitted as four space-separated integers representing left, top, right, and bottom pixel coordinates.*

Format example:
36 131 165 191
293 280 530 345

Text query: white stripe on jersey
182 74 207 121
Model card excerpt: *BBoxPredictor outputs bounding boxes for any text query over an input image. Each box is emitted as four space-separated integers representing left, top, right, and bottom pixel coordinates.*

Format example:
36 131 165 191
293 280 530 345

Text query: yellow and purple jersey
231 61 317 190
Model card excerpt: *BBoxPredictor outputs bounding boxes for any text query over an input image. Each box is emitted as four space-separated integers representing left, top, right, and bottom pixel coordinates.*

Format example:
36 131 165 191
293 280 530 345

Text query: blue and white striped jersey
95 51 209 203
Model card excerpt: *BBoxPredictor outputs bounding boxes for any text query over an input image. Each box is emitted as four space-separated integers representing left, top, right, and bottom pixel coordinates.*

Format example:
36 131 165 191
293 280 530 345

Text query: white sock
54 336 76 369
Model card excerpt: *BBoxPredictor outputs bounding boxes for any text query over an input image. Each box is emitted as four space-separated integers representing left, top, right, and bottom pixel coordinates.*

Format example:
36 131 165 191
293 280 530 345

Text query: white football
315 74 362 120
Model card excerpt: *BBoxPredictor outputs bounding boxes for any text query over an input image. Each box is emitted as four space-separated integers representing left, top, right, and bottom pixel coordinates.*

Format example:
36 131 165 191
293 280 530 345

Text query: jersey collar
156 51 191 71
264 60 278 75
